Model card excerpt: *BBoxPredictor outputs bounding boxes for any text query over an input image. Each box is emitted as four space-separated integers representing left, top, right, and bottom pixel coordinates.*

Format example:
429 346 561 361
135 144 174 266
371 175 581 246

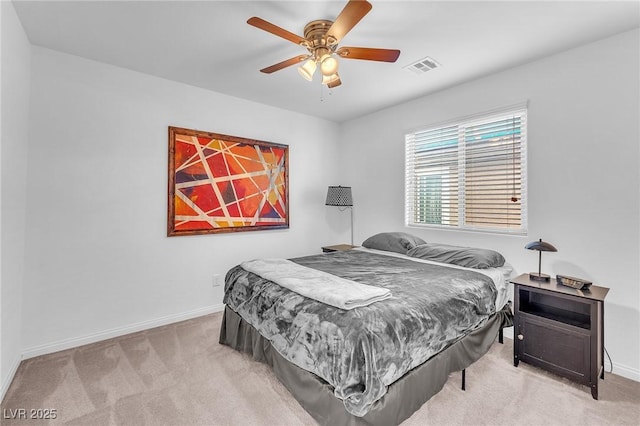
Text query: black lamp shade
525 240 557 252
325 186 353 207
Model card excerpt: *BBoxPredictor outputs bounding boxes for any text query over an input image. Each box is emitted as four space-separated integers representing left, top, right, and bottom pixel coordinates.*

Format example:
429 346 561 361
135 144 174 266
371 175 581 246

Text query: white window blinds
405 107 527 234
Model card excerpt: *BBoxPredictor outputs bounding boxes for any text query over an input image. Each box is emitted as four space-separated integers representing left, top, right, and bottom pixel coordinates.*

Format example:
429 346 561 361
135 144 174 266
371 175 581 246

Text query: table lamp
325 186 353 245
525 238 557 282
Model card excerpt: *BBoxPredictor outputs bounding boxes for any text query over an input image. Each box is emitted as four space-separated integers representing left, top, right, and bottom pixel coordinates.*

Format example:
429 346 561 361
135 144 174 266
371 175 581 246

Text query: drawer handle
518 334 524 340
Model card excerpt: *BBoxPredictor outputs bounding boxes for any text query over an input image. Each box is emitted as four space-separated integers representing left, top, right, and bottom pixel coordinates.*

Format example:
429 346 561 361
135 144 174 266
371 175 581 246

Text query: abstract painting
167 127 289 236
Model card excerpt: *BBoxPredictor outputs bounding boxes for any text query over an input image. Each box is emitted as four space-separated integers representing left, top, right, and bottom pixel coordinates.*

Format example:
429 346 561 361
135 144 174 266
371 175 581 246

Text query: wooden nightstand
511 273 609 399
321 244 357 253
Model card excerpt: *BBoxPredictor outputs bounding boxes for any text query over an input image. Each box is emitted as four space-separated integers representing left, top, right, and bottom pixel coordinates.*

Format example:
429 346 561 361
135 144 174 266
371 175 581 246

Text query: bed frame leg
461 369 466 391
499 328 504 344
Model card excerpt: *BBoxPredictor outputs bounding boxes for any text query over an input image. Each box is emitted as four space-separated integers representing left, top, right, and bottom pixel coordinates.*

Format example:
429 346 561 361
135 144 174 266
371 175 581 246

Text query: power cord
604 346 613 373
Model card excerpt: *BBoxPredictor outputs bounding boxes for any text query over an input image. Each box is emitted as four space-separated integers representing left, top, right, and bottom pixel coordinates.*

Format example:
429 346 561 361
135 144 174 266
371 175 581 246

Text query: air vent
404 56 441 74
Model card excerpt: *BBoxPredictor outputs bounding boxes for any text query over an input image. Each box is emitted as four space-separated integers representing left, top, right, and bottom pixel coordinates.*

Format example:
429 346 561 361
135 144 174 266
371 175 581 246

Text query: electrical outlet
212 274 223 287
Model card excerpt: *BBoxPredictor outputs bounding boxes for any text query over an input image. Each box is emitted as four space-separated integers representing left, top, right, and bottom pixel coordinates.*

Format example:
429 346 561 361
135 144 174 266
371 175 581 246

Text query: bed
219 233 513 425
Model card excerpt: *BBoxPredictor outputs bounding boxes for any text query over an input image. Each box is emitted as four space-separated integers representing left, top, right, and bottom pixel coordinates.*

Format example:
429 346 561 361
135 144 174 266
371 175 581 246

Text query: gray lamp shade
325 186 353 206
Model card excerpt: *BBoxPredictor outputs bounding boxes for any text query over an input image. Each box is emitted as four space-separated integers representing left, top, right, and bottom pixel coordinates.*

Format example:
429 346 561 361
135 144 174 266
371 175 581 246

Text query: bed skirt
219 304 513 426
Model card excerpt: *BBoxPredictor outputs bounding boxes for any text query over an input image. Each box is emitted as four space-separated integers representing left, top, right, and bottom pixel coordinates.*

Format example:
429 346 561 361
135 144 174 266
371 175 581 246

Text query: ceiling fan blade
336 47 401 62
328 75 342 88
326 0 372 44
260 55 310 74
247 17 307 46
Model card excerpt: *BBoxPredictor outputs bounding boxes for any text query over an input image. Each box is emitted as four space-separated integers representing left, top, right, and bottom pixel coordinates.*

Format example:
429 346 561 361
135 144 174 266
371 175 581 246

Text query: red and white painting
167 127 288 236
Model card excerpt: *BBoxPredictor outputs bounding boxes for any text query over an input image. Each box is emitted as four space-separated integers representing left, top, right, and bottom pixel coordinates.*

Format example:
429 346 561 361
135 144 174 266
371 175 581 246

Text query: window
405 107 527 234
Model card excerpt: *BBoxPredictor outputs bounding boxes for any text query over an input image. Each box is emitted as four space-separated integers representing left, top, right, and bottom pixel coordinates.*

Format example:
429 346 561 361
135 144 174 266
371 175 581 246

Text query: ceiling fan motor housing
302 20 337 59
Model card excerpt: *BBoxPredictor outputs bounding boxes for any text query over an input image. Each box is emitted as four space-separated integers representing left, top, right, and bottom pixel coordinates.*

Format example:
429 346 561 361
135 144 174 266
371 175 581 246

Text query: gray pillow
407 243 505 269
362 232 427 254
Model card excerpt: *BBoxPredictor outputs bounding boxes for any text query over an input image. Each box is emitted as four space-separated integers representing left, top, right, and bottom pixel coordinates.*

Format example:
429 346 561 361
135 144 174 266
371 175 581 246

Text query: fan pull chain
319 84 334 103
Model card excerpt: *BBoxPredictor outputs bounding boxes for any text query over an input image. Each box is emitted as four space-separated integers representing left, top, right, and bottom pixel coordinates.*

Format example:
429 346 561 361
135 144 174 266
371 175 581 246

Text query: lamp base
529 272 551 282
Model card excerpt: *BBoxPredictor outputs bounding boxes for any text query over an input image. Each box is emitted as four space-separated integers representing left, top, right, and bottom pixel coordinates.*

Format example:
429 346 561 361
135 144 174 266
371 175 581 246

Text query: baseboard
1 354 22 402
605 360 640 382
501 327 640 382
21 304 225 360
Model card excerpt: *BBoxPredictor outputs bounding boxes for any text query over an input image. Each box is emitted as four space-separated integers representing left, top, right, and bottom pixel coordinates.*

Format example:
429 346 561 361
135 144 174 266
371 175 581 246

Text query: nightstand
511 273 609 399
321 244 357 253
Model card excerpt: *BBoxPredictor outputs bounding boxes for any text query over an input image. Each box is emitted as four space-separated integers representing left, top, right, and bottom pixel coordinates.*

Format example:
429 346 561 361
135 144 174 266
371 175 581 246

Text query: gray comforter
223 250 497 417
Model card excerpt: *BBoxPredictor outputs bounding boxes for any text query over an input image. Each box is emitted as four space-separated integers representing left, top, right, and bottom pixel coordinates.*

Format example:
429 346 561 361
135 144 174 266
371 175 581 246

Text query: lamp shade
525 239 557 252
322 73 340 85
325 186 353 206
320 54 339 76
298 59 316 81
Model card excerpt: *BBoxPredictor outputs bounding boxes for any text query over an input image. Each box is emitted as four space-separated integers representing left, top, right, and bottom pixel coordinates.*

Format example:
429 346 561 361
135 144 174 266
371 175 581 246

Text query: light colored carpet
2 311 639 425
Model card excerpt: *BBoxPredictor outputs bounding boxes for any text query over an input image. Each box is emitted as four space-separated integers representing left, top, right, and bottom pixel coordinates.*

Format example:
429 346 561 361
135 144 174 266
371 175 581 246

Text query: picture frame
167 126 289 236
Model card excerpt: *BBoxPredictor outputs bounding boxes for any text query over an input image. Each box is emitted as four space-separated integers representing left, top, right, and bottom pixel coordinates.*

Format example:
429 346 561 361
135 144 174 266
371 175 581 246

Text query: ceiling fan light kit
296 43 340 83
248 0 400 89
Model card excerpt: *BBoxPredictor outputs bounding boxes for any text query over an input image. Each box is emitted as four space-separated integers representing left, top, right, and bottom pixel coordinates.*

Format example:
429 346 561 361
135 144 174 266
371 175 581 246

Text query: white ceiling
12 1 640 123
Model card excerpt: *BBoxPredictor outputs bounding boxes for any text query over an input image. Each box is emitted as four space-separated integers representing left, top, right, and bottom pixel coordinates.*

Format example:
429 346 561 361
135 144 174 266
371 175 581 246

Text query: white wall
0 0 30 398
20 47 344 355
339 29 640 379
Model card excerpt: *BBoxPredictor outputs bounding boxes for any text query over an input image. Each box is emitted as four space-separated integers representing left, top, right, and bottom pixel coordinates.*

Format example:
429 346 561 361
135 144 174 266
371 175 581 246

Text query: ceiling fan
247 0 400 88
